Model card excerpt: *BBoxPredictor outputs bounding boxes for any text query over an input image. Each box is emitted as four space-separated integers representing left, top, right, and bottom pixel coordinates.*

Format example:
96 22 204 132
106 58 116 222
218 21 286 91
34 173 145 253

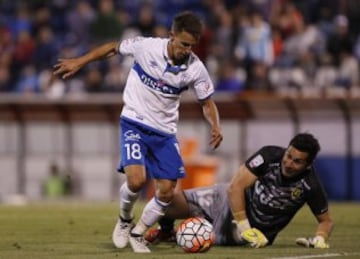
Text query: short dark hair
289 133 321 163
172 11 203 39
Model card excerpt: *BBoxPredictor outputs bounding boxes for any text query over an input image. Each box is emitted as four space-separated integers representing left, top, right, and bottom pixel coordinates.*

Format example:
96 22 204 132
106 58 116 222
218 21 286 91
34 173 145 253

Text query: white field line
269 252 360 259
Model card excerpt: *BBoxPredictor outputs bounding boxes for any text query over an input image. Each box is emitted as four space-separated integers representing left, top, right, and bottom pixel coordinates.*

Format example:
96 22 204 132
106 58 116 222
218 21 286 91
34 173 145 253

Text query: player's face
281 146 310 178
168 31 198 64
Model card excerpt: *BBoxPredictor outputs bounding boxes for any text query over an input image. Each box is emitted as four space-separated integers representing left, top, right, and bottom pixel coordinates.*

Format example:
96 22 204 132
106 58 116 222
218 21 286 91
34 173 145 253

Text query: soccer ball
176 217 215 253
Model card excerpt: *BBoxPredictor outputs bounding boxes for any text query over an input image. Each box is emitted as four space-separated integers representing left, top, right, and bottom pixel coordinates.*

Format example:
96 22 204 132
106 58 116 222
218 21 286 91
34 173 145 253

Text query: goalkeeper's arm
228 165 268 248
227 164 257 224
296 210 334 248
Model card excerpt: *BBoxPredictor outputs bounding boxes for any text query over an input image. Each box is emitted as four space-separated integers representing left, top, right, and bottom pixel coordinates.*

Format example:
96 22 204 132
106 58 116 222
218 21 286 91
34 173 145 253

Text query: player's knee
127 178 146 192
156 189 174 203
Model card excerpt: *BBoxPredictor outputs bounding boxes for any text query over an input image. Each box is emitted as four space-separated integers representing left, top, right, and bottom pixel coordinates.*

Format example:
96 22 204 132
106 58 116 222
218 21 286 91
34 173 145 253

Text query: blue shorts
117 117 186 180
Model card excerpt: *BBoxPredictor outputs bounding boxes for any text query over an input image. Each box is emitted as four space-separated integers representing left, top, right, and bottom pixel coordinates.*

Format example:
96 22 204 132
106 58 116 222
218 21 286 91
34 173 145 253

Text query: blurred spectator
235 11 273 66
251 62 273 91
38 69 66 98
210 6 235 62
90 0 123 42
215 61 245 92
335 49 359 88
32 6 51 37
43 162 68 199
270 1 303 38
314 54 337 89
66 1 96 48
344 0 360 37
15 65 39 95
67 77 86 96
104 59 126 92
316 5 336 38
49 0 69 36
243 0 275 22
85 67 103 93
131 4 156 37
9 5 32 38
354 35 360 62
193 23 213 63
326 15 354 66
282 18 325 65
0 27 14 68
33 26 59 70
12 30 35 67
235 10 273 89
272 26 284 60
0 65 11 92
153 24 168 38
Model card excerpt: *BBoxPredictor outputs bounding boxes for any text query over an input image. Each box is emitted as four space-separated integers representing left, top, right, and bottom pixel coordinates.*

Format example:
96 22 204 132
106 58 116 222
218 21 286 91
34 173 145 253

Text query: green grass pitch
0 201 359 259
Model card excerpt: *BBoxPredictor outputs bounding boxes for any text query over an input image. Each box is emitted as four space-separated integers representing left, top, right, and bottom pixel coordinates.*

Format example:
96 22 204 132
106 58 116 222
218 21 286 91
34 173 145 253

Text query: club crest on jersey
249 154 264 168
124 130 141 141
291 187 303 200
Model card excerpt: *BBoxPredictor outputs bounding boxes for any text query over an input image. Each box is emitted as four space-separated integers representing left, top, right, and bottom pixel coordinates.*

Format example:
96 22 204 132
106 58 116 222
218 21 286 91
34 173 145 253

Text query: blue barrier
315 156 359 200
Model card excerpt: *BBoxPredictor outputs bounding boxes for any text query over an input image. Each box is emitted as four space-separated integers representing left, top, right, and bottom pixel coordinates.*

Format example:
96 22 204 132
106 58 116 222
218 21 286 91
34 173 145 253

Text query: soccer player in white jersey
54 11 223 253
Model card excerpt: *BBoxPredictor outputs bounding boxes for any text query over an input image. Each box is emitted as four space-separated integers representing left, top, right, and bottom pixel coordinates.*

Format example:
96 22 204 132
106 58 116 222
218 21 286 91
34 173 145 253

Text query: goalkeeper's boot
129 233 151 253
112 217 134 248
144 227 176 244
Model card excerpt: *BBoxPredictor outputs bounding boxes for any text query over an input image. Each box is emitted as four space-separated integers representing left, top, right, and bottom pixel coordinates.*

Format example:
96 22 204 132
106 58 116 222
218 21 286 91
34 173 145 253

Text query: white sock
131 197 170 235
119 182 139 221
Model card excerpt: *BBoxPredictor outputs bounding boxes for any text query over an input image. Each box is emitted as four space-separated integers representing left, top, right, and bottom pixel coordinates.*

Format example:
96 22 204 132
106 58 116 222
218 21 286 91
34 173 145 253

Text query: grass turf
0 201 359 259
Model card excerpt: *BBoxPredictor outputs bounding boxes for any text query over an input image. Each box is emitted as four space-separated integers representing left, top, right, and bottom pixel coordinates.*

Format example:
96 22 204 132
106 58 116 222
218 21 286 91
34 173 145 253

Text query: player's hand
241 228 268 248
232 219 248 243
53 58 84 79
296 236 330 248
209 126 222 149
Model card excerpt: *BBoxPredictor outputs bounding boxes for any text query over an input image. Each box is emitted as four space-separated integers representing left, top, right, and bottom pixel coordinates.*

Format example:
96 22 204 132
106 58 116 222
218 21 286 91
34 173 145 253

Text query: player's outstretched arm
53 42 118 79
296 211 333 248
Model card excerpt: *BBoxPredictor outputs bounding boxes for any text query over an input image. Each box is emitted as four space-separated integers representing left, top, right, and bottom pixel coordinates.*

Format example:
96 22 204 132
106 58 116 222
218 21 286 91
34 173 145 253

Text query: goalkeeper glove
232 219 268 248
241 228 269 248
295 236 330 249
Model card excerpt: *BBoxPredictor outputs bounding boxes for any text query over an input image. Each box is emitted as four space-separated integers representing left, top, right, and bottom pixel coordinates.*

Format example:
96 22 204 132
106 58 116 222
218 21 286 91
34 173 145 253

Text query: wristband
232 210 247 221
237 219 251 232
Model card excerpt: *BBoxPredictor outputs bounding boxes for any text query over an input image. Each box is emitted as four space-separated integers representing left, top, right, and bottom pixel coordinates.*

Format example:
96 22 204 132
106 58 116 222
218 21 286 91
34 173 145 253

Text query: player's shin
119 182 140 221
131 197 171 235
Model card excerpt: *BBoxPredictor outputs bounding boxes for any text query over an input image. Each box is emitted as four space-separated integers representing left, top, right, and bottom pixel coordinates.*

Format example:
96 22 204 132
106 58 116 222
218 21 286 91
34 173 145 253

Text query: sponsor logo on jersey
133 62 189 95
249 154 264 168
124 130 141 141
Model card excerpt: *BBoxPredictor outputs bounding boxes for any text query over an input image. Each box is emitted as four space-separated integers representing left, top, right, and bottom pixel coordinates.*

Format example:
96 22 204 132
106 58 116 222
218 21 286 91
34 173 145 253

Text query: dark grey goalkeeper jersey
183 146 328 245
244 146 328 244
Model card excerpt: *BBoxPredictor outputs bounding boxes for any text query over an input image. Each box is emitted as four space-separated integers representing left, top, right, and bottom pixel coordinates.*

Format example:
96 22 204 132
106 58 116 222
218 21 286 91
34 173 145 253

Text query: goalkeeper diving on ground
145 133 334 248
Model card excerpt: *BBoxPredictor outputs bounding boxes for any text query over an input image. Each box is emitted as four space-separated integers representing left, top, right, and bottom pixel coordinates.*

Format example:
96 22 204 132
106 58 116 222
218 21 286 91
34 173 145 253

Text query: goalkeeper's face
281 146 310 178
168 31 198 65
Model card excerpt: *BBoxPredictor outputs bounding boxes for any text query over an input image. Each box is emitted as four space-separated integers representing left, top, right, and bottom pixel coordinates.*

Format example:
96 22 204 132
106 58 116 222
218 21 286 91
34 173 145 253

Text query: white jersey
118 37 214 134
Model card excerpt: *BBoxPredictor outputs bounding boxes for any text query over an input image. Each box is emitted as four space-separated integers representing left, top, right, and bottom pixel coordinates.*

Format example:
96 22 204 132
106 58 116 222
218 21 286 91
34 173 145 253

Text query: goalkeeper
145 133 334 248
